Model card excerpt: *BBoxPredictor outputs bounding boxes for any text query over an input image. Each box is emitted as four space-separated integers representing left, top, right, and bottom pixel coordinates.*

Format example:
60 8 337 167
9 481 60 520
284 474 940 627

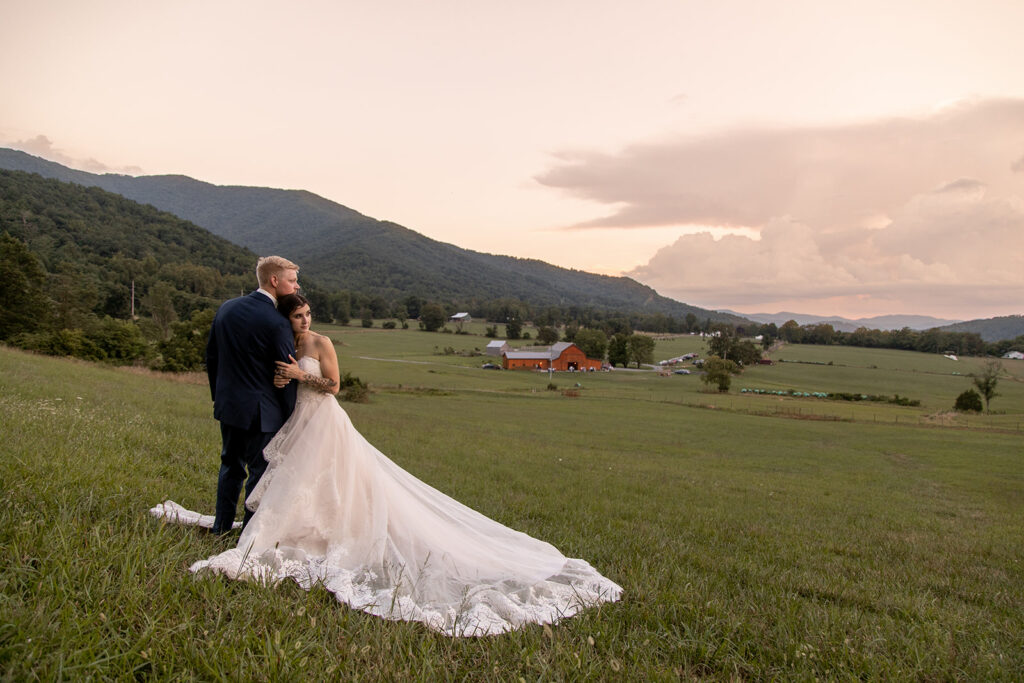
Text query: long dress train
153 357 621 636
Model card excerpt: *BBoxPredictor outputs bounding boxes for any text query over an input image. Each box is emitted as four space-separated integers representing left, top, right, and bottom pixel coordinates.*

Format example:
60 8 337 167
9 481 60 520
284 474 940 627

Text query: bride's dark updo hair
277 293 310 319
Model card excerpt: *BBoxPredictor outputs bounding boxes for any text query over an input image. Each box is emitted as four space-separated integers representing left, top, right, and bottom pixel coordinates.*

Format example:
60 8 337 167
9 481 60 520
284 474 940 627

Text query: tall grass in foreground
2 346 1023 680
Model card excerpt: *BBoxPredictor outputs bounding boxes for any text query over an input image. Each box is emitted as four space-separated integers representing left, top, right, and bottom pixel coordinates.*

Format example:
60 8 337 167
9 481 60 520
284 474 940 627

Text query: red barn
502 342 602 371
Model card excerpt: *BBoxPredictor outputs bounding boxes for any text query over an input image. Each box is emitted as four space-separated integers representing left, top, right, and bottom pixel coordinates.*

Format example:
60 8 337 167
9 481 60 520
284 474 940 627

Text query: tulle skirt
184 383 621 636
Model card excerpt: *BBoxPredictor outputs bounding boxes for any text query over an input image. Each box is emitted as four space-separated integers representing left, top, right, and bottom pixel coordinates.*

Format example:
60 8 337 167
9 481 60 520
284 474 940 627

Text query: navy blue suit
206 291 297 532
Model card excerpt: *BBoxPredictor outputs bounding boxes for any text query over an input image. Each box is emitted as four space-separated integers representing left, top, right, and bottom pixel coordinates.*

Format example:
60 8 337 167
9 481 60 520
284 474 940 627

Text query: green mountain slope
936 315 1024 342
0 168 257 320
0 148 743 322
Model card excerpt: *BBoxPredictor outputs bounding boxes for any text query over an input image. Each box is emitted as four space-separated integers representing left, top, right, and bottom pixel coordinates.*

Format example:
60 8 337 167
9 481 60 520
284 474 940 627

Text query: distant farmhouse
502 341 602 371
449 312 472 323
485 340 510 357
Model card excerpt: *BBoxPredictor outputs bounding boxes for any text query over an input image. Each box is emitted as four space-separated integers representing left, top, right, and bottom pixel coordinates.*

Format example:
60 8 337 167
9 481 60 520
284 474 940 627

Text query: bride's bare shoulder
310 331 336 351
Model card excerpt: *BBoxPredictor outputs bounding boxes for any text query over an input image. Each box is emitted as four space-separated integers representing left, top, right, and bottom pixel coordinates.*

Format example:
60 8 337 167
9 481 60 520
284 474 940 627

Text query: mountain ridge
0 148 747 324
718 310 963 332
718 310 1023 342
935 315 1024 343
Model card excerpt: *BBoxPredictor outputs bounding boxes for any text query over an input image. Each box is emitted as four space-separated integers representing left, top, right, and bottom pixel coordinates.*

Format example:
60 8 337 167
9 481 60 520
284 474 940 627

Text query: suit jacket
206 291 297 432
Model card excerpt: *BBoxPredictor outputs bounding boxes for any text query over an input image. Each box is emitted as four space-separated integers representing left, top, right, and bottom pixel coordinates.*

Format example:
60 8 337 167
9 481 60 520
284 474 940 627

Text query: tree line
768 320 1021 358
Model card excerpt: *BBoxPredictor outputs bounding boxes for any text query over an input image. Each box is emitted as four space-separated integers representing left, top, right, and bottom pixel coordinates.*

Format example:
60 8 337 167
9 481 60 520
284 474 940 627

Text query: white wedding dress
154 356 621 636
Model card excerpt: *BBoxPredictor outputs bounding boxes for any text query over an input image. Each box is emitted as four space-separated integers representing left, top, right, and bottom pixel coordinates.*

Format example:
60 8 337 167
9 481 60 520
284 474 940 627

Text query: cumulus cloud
537 98 1024 317
8 135 143 175
628 181 1024 317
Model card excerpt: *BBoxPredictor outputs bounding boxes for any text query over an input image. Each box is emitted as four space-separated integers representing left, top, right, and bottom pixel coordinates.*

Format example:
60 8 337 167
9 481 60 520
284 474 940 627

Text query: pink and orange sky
2 1 1022 320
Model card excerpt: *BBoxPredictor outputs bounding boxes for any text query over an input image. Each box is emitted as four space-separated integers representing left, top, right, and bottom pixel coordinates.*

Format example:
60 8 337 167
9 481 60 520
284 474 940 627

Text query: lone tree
972 360 1003 411
536 326 559 345
607 332 629 367
706 323 736 358
707 323 762 365
574 328 608 361
701 355 738 392
626 333 655 368
418 303 446 332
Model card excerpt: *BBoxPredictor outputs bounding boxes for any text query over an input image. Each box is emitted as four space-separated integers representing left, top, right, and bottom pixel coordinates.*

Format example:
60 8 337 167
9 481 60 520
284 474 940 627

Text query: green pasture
329 325 1024 432
2 335 1022 680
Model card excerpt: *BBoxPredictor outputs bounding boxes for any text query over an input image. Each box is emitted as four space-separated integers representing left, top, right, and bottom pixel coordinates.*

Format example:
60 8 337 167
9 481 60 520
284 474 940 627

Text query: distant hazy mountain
935 315 1024 342
0 148 745 323
719 310 962 332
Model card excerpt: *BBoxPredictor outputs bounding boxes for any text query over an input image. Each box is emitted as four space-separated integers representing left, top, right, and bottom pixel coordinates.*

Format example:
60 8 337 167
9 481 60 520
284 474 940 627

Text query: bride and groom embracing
153 256 621 637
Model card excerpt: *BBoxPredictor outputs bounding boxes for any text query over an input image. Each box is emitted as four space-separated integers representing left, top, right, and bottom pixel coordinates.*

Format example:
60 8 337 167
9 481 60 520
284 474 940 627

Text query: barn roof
503 342 580 361
503 349 553 360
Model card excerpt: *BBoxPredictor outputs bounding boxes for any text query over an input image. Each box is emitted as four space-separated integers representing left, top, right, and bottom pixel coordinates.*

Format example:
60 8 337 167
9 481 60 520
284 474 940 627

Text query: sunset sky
2 1 1022 320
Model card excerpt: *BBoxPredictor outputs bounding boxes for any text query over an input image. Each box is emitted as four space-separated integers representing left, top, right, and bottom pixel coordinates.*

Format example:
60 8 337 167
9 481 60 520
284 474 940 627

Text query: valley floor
2 335 1022 680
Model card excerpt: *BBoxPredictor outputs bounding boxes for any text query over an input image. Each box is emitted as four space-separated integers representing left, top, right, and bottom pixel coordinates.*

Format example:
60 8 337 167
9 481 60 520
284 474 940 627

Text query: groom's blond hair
256 256 299 287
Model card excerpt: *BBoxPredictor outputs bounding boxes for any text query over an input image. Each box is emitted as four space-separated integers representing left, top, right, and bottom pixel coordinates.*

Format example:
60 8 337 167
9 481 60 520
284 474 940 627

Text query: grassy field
2 329 1023 680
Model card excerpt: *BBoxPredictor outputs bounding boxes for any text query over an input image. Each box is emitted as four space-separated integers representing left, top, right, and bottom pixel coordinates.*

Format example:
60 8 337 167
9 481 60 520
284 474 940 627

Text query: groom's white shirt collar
256 288 277 306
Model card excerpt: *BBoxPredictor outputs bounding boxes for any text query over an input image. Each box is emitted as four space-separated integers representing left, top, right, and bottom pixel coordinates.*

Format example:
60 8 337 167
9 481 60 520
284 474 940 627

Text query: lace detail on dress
294 356 332 406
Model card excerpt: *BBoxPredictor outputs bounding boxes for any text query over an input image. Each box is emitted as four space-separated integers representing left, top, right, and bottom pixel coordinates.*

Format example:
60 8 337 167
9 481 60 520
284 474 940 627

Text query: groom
205 256 300 534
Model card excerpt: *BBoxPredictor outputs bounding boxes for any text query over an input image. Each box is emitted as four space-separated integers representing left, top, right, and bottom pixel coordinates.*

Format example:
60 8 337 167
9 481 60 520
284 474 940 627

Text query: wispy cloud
536 98 1024 317
7 135 143 175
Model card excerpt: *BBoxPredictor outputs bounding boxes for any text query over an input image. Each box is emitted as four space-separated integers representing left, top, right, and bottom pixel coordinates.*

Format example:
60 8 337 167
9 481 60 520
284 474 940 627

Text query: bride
159 293 621 636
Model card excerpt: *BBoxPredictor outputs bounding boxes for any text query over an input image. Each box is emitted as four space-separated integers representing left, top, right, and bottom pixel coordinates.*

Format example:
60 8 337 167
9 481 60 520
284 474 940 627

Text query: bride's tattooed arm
275 354 339 394
296 372 338 394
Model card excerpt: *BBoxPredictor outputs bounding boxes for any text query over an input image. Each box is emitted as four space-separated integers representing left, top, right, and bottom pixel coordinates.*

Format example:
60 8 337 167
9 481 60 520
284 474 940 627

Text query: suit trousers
213 422 275 533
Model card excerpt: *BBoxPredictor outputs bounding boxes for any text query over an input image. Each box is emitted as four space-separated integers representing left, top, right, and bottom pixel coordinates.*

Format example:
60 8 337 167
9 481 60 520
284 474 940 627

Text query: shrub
340 372 369 403
153 309 214 371
89 317 149 364
11 328 106 361
382 321 396 329
954 389 983 413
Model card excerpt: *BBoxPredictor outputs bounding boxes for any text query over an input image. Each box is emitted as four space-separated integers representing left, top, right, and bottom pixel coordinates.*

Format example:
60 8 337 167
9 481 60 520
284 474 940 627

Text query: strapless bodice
298 356 321 374
295 356 326 403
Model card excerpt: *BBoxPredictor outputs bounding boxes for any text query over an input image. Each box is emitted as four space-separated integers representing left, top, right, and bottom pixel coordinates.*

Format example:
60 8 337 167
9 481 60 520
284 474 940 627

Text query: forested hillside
0 169 256 321
937 315 1024 342
0 169 261 369
0 148 743 324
